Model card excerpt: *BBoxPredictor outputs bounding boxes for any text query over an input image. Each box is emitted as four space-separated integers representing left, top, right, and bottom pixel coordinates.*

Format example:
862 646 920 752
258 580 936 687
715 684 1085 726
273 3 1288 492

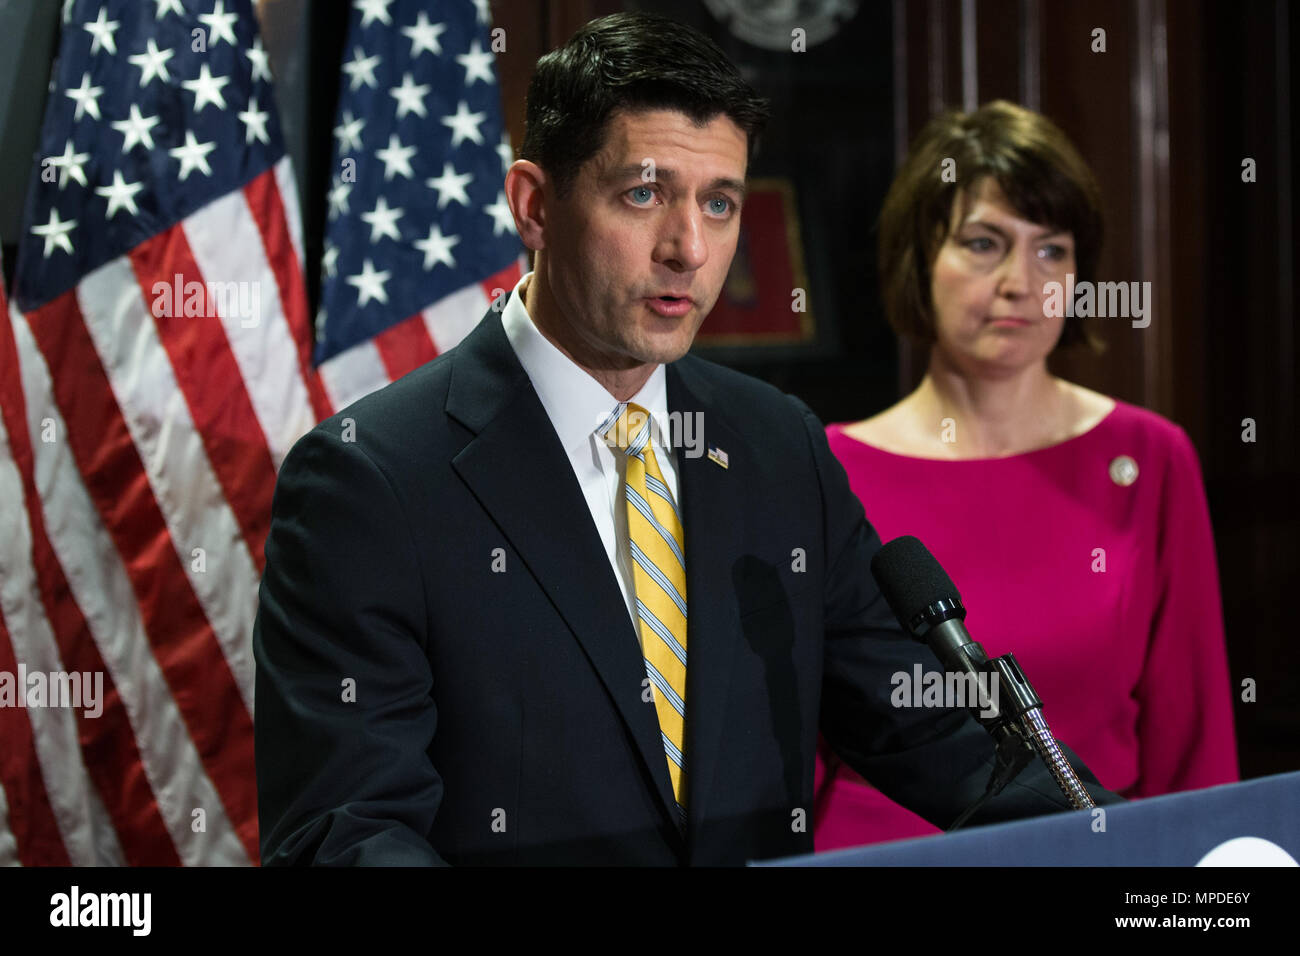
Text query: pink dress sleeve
1132 427 1239 796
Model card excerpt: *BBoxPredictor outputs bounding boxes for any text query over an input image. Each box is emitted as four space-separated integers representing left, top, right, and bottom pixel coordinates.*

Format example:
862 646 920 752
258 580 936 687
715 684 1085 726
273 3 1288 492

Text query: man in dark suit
253 12 1116 866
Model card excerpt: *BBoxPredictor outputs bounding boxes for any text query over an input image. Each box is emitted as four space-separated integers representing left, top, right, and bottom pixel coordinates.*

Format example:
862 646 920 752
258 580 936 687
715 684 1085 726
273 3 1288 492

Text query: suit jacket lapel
446 302 683 837
667 359 746 846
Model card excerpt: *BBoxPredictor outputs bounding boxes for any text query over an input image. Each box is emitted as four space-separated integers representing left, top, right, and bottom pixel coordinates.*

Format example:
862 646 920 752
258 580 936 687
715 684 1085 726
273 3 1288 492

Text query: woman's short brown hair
878 100 1104 352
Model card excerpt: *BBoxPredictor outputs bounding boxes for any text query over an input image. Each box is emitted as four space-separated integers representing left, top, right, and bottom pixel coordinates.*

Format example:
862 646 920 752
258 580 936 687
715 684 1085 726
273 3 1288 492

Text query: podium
754 771 1300 866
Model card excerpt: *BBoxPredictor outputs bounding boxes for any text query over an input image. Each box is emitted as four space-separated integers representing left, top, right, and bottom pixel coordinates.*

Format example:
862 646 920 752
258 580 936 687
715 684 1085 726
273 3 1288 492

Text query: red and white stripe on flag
3 0 335 866
1 0 528 868
0 156 328 866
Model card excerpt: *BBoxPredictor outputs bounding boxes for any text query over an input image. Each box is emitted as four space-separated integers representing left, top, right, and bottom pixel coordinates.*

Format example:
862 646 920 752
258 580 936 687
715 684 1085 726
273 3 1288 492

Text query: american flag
0 0 325 865
315 0 526 409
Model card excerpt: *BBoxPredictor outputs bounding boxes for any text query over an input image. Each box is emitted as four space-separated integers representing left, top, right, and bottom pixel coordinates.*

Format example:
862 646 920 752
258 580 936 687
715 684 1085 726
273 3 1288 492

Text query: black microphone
869 535 999 718
870 535 1096 815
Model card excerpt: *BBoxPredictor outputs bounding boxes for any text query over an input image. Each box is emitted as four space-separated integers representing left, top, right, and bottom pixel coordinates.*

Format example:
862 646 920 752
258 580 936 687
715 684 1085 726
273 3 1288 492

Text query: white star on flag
442 100 486 147
199 0 240 47
390 72 431 119
334 110 365 153
342 46 381 90
322 242 339 278
112 104 160 153
375 133 416 181
456 39 496 87
66 72 104 121
246 36 272 82
31 207 77 257
327 178 352 219
182 63 230 112
169 130 216 180
402 11 446 57
414 224 460 270
425 162 473 210
239 98 270 144
129 38 175 87
45 140 90 189
347 258 391 306
355 0 394 29
84 7 120 56
95 170 145 218
361 195 403 243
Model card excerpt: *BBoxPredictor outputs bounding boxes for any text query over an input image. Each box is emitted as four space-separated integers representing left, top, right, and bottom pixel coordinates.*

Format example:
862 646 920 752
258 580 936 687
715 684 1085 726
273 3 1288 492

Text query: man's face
538 109 749 370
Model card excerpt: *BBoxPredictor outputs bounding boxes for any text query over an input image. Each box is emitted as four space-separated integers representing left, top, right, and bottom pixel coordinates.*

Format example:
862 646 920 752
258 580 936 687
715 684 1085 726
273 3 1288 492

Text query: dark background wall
2 0 1295 780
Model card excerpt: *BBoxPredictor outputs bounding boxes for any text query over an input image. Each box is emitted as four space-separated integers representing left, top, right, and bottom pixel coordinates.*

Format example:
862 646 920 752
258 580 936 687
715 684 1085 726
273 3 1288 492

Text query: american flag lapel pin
707 444 729 469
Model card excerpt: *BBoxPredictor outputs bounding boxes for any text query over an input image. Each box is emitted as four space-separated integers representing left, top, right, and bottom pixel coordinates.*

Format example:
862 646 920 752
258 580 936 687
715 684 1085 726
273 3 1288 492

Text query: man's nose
656 203 708 271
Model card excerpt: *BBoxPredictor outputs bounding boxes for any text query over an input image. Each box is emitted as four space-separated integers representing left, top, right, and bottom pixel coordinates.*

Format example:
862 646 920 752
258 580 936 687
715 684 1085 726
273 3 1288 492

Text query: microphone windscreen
870 535 962 629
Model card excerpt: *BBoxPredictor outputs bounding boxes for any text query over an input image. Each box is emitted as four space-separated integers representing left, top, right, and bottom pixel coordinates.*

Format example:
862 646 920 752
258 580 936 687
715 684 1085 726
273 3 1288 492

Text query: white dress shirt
499 271 681 639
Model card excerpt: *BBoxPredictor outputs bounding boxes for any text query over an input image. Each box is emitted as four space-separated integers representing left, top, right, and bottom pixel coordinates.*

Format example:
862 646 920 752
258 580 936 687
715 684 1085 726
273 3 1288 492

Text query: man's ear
505 160 548 251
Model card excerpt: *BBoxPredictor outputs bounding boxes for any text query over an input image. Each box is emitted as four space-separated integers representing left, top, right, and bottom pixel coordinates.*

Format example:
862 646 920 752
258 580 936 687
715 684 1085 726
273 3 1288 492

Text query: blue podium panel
756 771 1300 866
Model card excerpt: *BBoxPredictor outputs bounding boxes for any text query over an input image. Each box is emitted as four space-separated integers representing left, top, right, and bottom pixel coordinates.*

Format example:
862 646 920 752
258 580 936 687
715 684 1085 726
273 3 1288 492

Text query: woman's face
928 178 1076 378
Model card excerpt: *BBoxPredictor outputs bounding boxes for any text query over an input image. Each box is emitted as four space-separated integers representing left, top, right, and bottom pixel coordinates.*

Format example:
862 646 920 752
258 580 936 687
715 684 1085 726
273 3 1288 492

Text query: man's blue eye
965 237 994 252
708 197 731 215
629 186 654 204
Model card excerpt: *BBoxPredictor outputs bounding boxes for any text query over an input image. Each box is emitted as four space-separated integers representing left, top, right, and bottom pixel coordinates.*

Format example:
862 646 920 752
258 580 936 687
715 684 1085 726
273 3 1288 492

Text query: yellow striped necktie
601 402 688 825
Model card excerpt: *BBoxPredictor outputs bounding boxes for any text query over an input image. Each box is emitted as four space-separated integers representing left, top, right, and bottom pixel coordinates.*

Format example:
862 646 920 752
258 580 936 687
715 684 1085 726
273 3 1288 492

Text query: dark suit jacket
253 297 1117 865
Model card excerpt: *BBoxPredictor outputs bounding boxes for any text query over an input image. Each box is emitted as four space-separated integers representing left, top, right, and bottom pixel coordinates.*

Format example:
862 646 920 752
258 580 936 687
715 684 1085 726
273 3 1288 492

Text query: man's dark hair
518 12 770 199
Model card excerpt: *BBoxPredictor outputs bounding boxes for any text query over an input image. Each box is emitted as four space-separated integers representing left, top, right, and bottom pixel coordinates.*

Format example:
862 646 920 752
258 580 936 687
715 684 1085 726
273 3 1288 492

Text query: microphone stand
948 651 1096 831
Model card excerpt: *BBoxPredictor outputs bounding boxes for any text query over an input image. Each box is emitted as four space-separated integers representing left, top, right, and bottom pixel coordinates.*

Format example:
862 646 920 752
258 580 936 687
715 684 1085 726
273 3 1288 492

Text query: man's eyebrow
604 164 748 199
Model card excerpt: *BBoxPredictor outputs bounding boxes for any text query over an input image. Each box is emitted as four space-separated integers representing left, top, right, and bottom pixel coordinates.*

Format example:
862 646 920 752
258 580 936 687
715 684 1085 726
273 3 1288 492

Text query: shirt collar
500 271 671 456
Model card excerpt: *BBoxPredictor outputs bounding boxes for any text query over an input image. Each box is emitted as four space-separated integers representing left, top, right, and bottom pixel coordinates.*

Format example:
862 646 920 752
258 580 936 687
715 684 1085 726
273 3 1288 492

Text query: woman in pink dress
814 101 1239 850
